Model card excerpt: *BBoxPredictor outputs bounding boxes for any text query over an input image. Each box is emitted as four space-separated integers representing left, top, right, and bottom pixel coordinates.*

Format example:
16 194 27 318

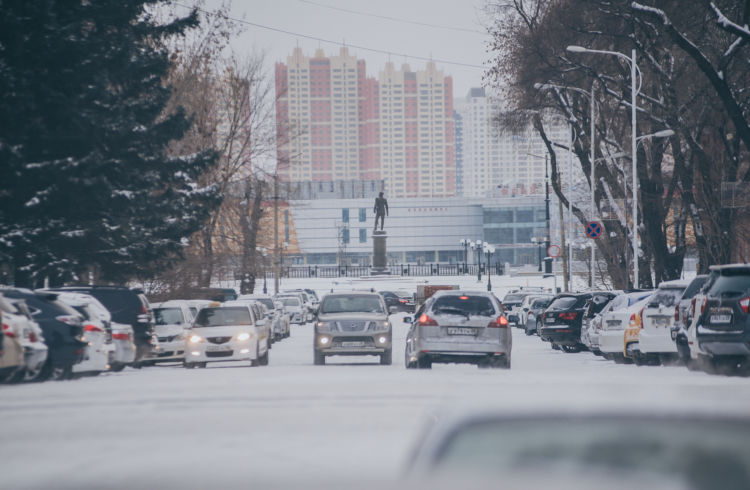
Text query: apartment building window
342 228 350 244
358 208 367 222
342 208 349 223
359 229 367 243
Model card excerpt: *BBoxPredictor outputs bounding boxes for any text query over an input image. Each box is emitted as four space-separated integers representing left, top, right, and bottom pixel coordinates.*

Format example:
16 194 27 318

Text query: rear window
503 294 525 304
282 298 300 307
682 276 708 299
81 290 141 324
707 272 750 297
548 297 579 311
432 295 496 317
194 307 253 327
648 288 684 308
153 307 185 325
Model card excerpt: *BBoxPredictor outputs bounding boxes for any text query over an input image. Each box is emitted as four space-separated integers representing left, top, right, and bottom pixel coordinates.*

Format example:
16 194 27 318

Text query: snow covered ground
1 274 749 489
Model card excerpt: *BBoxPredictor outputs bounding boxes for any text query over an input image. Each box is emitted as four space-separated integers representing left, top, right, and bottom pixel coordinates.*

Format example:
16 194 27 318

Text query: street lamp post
531 237 543 272
474 240 483 282
484 244 495 291
459 238 470 274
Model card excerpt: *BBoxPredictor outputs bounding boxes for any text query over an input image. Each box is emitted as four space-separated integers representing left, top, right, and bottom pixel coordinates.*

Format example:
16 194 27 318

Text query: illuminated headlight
240 348 250 354
191 351 200 356
189 335 203 344
316 321 336 333
237 332 251 341
377 336 388 344
318 336 331 345
369 321 391 332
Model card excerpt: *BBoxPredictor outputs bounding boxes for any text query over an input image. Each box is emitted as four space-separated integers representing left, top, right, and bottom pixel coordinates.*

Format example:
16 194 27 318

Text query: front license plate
447 327 476 335
710 314 732 324
206 344 230 352
341 341 365 347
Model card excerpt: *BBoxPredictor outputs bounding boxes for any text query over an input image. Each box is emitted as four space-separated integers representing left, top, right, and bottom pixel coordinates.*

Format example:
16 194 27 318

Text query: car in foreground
184 305 268 368
314 291 392 365
404 290 511 369
0 295 48 382
405 410 750 489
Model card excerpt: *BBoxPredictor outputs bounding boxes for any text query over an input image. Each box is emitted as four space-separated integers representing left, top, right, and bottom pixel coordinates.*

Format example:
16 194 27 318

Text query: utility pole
544 155 552 275
273 173 279 295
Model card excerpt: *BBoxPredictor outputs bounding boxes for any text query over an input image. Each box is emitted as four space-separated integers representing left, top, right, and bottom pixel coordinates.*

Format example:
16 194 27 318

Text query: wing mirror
403 316 413 324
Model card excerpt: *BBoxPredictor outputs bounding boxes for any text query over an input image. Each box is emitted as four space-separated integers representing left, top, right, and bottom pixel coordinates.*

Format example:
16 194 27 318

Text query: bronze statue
373 191 388 231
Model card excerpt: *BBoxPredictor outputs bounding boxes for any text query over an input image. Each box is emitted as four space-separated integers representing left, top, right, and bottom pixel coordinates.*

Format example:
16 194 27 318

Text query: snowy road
2 278 750 489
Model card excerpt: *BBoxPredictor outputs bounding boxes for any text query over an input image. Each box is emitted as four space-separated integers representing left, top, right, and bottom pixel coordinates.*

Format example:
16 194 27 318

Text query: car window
432 295 496 317
282 298 300 307
0 295 20 314
194 307 253 327
254 299 274 310
503 294 525 304
707 271 750 297
80 290 140 324
682 276 708 299
648 288 684 308
531 297 552 309
548 297 578 310
153 307 184 325
320 295 384 314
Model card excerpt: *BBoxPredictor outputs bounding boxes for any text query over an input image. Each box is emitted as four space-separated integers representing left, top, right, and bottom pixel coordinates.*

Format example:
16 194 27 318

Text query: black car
51 286 155 362
694 264 750 375
1 288 87 380
539 292 594 353
379 290 415 313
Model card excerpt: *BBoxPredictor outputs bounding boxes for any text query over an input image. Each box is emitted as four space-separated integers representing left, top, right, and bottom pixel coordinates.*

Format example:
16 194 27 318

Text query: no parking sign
585 221 603 239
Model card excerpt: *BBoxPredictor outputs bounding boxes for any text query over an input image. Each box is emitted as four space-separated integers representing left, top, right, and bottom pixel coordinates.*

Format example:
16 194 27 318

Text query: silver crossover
405 290 512 369
314 292 392 365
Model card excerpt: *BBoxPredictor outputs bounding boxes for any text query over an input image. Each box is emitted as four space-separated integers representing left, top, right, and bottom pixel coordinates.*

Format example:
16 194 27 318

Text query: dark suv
539 293 594 353
379 290 415 313
1 288 87 380
694 264 750 375
51 286 155 362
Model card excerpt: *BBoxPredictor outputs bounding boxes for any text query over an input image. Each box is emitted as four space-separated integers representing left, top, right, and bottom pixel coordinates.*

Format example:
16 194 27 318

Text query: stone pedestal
371 230 391 275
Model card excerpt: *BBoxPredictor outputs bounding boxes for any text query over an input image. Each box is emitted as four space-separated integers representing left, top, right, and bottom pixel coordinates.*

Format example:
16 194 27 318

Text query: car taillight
56 315 80 325
740 297 750 314
29 331 38 342
398 299 408 304
558 312 578 320
2 323 16 338
141 305 148 314
629 312 642 328
487 315 509 328
690 298 697 317
84 324 103 333
112 333 130 340
418 314 438 326
674 305 680 322
701 300 707 314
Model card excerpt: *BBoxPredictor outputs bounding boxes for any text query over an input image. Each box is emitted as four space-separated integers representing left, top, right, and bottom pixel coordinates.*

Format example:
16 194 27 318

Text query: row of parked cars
508 263 750 376
0 284 321 381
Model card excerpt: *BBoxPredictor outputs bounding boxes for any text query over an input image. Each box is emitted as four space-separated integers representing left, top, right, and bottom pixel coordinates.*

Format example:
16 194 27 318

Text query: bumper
23 344 48 371
587 331 600 349
146 340 186 362
697 330 750 356
416 338 508 356
599 330 625 354
111 340 136 364
539 325 580 346
638 329 677 354
73 344 109 373
186 347 256 363
420 351 508 365
316 332 391 355
48 341 87 369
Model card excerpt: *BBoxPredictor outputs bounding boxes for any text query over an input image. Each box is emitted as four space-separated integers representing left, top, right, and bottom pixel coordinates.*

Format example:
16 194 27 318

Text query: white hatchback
184 305 268 368
639 280 688 357
598 292 653 361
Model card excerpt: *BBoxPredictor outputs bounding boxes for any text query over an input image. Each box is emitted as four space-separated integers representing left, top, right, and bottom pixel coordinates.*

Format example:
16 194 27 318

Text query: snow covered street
2 276 750 489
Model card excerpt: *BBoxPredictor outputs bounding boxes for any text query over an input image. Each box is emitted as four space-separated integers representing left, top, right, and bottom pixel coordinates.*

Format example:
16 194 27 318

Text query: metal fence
268 263 504 279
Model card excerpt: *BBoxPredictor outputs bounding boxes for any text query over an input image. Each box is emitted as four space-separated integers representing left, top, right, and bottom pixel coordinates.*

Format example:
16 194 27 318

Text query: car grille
336 321 368 332
206 350 234 358
207 336 232 344
158 335 180 343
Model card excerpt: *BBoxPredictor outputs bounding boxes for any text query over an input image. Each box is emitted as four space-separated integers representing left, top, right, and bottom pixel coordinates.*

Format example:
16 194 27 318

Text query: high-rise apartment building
275 49 455 198
454 88 567 197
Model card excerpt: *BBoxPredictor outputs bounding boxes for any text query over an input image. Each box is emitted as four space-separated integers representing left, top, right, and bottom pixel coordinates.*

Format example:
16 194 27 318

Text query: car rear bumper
420 351 508 365
539 325 580 346
416 338 508 355
638 329 677 353
599 330 625 354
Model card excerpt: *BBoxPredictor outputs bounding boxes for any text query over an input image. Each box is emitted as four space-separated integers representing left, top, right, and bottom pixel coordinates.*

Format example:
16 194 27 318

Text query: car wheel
536 319 543 336
183 361 196 369
52 365 74 381
314 350 325 365
259 346 269 366
380 349 392 366
251 343 260 367
524 323 534 336
417 356 432 369
109 363 126 372
198 362 207 368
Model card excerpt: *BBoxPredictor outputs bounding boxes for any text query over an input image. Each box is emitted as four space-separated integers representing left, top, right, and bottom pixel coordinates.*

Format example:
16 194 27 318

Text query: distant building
453 109 464 197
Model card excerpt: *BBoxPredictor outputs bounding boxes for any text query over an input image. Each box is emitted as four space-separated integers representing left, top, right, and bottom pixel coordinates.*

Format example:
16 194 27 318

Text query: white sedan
184 305 269 368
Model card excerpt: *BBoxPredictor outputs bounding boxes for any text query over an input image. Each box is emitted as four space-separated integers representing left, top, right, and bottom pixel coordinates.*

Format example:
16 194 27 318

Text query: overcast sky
199 0 494 98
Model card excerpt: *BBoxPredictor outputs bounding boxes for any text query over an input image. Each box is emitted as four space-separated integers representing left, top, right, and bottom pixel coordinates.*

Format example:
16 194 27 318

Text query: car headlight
316 321 336 332
189 334 203 344
237 332 252 341
369 321 390 332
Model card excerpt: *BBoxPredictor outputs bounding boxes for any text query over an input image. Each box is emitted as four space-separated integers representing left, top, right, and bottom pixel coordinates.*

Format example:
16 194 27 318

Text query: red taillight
740 297 750 314
2 323 16 338
690 298 696 317
141 305 148 314
112 333 130 340
558 312 578 321
29 331 38 343
701 300 707 314
56 315 79 325
398 299 408 304
674 305 680 322
84 324 103 333
418 314 438 326
488 315 509 328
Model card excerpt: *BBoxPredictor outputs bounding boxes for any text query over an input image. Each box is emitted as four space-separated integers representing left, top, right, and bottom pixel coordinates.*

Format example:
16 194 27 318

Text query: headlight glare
189 334 203 344
237 332 251 341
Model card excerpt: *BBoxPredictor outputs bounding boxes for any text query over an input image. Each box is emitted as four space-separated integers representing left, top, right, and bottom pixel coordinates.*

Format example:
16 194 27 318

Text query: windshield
255 299 274 310
194 307 253 327
153 307 185 325
319 295 384 314
648 289 683 308
432 295 496 317
282 298 300 307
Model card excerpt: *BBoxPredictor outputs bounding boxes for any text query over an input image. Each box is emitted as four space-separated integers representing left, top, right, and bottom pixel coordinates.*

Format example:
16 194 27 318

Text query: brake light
2 323 16 338
84 324 103 333
141 305 148 314
558 312 578 320
112 333 130 340
29 331 38 343
398 299 408 304
740 297 750 314
459 296 469 300
701 300 707 314
674 305 679 322
487 315 509 328
418 314 438 326
690 298 696 317
629 312 642 328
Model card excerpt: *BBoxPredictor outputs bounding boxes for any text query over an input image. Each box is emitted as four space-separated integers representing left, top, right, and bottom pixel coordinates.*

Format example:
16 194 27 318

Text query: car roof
708 263 750 273
432 290 496 298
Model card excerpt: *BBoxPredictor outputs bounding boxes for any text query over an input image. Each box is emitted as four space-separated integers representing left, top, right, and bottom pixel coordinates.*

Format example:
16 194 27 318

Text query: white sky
199 0 494 98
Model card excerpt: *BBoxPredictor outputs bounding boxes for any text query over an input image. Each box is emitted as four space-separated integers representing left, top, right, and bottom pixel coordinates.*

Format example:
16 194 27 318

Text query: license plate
206 344 230 352
652 317 670 327
710 314 732 324
341 341 365 347
447 327 476 335
545 317 555 323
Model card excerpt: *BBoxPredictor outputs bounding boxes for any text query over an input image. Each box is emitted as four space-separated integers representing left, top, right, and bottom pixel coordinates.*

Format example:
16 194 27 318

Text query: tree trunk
239 178 264 295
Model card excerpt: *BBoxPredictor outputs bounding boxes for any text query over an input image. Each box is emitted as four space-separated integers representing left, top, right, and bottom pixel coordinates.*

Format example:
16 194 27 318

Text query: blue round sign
585 221 603 239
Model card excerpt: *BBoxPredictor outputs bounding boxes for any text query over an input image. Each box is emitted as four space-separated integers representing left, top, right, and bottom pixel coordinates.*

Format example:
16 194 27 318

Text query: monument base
370 230 391 275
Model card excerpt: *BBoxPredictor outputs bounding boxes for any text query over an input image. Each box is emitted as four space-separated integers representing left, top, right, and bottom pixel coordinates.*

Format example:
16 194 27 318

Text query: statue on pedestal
373 192 388 232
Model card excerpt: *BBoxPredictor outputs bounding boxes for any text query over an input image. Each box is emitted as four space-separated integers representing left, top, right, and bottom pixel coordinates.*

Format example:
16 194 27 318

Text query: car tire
536 319 543 336
259 346 269 366
109 363 126 372
198 362 207 368
380 349 392 366
417 356 432 369
314 350 325 365
183 362 196 369
551 343 561 350
524 323 534 336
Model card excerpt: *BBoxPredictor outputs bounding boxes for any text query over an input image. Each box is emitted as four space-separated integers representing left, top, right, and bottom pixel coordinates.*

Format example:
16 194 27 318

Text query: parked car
519 294 554 335
0 297 25 382
579 292 618 353
146 300 194 363
671 275 709 367
502 288 547 328
277 295 306 324
109 321 136 372
54 292 112 377
184 304 269 368
631 280 689 365
404 290 511 369
52 286 155 363
692 264 750 375
380 290 416 313
2 298 48 382
597 292 653 363
238 295 290 341
539 292 595 353
0 288 87 380
314 291 392 365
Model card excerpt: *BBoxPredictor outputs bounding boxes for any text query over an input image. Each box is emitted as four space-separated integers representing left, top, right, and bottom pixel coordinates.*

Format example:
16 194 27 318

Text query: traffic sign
585 221 603 239
548 244 561 258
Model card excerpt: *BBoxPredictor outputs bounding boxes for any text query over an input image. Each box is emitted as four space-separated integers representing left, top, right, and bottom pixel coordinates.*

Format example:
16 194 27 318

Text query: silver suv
314 292 392 365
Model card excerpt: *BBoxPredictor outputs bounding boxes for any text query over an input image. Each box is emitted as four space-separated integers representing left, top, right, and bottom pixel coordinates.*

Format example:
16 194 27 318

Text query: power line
297 0 485 36
173 2 485 70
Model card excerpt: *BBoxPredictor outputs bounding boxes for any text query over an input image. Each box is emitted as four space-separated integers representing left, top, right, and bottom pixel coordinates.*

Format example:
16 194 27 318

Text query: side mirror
403 316 413 324
255 319 266 327
389 306 398 314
